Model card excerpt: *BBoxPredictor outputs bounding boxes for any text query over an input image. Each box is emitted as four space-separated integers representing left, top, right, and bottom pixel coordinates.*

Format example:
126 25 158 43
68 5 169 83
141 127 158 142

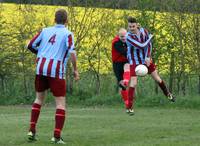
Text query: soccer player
27 9 79 144
125 17 175 112
112 28 134 115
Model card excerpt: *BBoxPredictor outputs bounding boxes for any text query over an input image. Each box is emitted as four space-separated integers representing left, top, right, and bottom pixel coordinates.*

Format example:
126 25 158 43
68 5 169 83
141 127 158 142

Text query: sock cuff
121 90 128 94
33 103 41 109
129 87 135 90
123 71 130 78
56 109 65 115
159 80 164 85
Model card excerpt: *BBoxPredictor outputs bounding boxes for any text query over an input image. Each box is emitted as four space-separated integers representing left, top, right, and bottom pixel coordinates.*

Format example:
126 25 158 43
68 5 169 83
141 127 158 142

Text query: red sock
128 87 135 109
29 103 41 133
158 80 169 96
54 109 66 138
123 71 130 86
120 90 129 109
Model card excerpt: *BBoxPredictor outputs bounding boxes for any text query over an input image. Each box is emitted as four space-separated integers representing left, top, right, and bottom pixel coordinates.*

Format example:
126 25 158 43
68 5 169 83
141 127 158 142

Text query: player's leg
52 96 66 144
123 63 130 86
149 63 175 102
128 76 137 115
119 84 129 109
113 62 129 108
120 63 130 109
50 77 66 144
28 75 48 141
127 64 137 115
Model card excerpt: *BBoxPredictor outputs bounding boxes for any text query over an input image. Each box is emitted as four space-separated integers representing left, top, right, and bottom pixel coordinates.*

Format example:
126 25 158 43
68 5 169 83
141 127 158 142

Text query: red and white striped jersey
126 28 153 65
28 24 74 79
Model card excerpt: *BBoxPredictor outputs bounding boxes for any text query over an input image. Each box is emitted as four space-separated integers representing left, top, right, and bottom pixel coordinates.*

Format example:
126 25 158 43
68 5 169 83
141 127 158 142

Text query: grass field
0 106 200 146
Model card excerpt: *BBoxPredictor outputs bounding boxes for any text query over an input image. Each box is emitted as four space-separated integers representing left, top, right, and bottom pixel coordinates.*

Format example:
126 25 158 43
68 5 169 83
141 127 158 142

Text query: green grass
0 106 200 146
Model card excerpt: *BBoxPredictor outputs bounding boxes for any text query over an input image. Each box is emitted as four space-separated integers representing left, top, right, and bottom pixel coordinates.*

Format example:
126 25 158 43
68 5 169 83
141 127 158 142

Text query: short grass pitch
0 106 199 146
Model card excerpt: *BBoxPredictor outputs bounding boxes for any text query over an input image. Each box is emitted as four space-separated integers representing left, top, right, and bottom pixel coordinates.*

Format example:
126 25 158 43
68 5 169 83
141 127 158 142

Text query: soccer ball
135 64 148 77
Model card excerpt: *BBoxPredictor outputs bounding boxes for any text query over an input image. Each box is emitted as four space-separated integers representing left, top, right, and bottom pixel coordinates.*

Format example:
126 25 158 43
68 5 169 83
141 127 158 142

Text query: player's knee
55 97 66 110
130 83 137 88
35 92 46 104
34 97 44 105
129 77 137 87
119 83 126 90
124 63 130 72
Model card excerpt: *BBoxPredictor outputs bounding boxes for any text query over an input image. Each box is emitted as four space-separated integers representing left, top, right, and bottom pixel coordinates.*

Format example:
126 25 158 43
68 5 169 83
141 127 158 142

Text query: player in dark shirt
112 28 133 115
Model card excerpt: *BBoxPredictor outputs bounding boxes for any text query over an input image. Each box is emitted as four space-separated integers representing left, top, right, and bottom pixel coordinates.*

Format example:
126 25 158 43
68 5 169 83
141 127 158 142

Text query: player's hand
73 70 80 81
149 34 154 38
145 57 152 67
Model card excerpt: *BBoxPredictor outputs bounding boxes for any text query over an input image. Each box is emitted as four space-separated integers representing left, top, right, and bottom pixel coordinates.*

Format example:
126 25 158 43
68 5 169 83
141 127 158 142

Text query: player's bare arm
70 50 79 81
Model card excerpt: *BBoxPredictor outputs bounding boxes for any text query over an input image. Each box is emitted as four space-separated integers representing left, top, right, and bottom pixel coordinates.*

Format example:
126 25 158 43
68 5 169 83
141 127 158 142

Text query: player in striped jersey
124 17 175 112
27 9 79 144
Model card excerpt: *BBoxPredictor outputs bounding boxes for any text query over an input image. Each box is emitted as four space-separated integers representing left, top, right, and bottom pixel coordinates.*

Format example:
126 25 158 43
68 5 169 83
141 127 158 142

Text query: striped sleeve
145 41 152 58
27 30 43 54
63 32 75 64
126 33 153 49
126 43 133 65
66 33 75 53
144 29 153 58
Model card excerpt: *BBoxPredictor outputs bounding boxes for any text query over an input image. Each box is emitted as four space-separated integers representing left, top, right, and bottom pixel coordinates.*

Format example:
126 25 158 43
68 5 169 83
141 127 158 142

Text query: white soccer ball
135 64 148 77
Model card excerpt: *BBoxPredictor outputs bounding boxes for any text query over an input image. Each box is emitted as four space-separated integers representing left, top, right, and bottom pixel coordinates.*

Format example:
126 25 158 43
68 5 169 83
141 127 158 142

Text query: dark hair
55 9 67 24
127 16 137 23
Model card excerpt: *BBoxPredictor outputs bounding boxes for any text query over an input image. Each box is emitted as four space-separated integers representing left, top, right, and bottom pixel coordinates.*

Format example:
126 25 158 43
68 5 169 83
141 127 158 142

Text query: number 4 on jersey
48 34 56 45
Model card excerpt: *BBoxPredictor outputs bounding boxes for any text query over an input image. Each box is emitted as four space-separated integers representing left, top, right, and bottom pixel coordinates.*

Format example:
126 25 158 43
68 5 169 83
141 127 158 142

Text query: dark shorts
35 75 66 97
130 62 156 76
113 62 127 82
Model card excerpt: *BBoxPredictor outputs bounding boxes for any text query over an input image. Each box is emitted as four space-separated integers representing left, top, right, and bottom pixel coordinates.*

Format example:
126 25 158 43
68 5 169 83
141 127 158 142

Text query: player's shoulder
127 31 131 35
112 35 120 43
139 27 144 32
140 27 149 34
43 26 54 30
41 26 56 34
126 31 131 37
139 27 149 36
126 31 135 39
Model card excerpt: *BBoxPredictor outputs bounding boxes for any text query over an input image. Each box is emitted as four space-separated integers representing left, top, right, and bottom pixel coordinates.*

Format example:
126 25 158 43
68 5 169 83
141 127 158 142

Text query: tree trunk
96 73 100 95
0 75 4 93
169 52 175 92
199 75 200 95
177 75 181 95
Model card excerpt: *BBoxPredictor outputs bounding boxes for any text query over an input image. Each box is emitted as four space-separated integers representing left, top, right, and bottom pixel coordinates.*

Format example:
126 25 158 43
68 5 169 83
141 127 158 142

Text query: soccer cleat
126 109 130 113
51 137 66 144
27 131 37 142
128 109 135 115
123 79 129 87
126 108 135 116
167 93 176 102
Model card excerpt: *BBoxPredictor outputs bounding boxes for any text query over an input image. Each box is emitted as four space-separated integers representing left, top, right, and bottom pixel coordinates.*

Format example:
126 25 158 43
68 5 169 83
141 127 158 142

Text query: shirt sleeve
66 33 75 53
126 33 153 49
144 29 153 59
126 43 133 65
145 41 152 59
63 33 76 65
27 30 43 54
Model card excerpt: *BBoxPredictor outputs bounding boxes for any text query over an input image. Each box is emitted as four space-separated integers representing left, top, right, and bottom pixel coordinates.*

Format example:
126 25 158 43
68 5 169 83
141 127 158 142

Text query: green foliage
1 3 199 75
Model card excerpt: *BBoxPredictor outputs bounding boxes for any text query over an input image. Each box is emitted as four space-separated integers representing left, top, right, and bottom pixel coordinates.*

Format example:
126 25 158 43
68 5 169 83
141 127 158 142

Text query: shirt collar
55 24 65 28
